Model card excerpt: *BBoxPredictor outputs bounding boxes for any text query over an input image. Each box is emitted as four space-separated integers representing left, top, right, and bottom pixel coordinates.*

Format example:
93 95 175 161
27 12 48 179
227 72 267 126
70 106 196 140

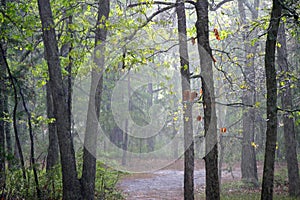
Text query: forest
0 0 299 199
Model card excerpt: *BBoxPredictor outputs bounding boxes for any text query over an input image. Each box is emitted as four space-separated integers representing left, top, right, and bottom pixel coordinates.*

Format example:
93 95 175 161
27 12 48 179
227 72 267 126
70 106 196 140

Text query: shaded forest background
0 0 299 199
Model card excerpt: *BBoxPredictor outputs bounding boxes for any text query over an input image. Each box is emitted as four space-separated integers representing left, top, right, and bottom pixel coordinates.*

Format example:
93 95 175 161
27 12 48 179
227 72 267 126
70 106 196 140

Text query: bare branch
215 102 253 107
146 43 179 59
277 107 300 113
123 4 176 44
210 0 233 11
127 1 175 8
185 0 196 6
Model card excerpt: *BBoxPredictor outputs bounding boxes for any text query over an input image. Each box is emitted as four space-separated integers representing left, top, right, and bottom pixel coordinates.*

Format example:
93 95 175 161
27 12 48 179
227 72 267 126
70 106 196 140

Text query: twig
127 1 175 8
209 0 233 11
215 102 253 107
277 107 300 113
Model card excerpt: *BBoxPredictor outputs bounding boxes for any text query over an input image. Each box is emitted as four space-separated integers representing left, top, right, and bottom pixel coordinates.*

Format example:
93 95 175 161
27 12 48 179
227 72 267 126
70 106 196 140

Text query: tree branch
210 0 233 11
277 107 300 113
244 1 256 16
127 1 175 8
215 101 253 107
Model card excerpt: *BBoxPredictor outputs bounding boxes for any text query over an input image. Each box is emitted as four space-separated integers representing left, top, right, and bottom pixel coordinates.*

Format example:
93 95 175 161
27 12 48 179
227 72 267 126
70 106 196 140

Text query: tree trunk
1 42 27 184
46 82 59 171
261 1 282 199
122 72 130 166
277 22 300 197
238 0 258 186
37 0 82 199
195 1 220 199
0 44 6 196
147 83 155 152
4 90 12 170
176 2 194 200
81 1 109 199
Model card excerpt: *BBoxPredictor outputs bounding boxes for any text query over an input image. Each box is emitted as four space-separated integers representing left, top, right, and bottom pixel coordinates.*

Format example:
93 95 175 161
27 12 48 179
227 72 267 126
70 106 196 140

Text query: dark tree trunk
37 0 82 199
176 2 194 199
277 22 300 197
81 1 109 199
238 0 258 186
17 82 41 198
195 1 219 199
46 83 59 171
0 44 5 196
261 1 282 199
1 43 26 182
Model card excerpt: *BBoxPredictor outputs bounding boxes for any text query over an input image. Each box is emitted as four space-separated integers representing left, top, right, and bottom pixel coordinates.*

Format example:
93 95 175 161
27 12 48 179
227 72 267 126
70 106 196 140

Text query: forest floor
117 159 289 200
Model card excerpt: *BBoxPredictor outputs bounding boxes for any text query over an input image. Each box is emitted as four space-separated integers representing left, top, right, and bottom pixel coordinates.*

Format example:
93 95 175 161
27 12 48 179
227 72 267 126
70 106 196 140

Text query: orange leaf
191 37 196 45
196 115 203 121
199 88 203 95
220 127 227 133
213 28 221 40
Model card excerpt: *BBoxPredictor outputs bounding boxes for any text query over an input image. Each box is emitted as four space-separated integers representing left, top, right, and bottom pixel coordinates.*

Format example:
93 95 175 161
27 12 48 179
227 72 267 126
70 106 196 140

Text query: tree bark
37 0 82 199
195 0 220 199
4 90 12 170
238 0 258 186
261 1 282 199
277 22 300 197
81 1 109 199
0 0 7 188
176 2 194 199
122 73 130 166
0 43 6 197
146 83 155 152
1 43 27 183
46 82 59 171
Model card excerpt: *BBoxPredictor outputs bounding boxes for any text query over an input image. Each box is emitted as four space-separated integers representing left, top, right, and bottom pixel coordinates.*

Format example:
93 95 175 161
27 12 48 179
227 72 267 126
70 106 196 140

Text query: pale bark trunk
176 2 194 199
238 0 258 186
195 0 219 199
81 2 109 199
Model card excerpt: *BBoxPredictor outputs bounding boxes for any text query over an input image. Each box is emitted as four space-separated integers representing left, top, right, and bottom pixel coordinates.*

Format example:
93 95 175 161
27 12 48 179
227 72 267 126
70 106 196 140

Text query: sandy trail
117 159 245 200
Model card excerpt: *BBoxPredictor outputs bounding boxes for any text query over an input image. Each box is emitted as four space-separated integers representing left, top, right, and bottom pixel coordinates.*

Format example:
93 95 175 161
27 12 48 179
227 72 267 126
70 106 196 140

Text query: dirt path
117 160 289 199
117 159 244 200
118 170 206 200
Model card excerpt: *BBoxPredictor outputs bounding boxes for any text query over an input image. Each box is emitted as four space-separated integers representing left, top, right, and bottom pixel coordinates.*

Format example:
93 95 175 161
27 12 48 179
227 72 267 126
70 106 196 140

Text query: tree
277 22 300 197
238 0 259 186
261 0 282 199
0 42 6 197
195 0 219 199
176 1 194 199
37 0 82 198
45 82 59 172
81 0 110 199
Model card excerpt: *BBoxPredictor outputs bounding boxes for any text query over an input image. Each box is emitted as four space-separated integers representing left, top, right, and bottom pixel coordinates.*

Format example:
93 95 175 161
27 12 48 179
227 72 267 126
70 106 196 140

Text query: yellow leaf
246 53 254 59
254 102 261 108
251 142 258 148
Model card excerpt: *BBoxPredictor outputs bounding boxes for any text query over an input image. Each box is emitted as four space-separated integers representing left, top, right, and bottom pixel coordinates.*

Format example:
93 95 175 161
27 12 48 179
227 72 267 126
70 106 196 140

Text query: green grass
196 178 298 200
221 193 299 200
197 192 299 200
